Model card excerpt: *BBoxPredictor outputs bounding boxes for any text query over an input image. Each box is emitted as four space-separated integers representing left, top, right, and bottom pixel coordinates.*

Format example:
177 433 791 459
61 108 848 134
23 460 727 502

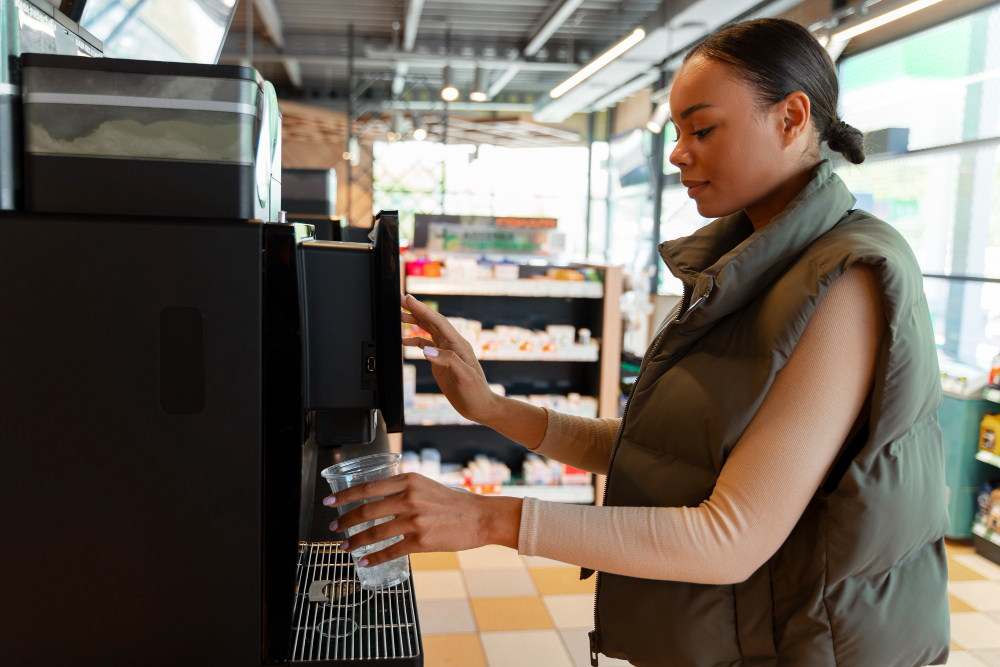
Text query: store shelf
985 387 1000 404
455 484 594 503
407 277 604 299
973 521 1000 547
404 346 600 362
976 450 1000 469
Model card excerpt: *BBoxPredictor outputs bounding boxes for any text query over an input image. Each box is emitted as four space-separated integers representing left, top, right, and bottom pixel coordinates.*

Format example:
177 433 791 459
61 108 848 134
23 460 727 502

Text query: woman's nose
669 140 690 169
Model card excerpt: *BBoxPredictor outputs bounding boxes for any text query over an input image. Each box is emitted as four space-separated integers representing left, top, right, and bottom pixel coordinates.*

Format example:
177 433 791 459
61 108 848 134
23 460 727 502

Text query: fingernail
340 540 349 551
424 346 439 358
329 521 338 531
323 496 336 506
358 558 369 567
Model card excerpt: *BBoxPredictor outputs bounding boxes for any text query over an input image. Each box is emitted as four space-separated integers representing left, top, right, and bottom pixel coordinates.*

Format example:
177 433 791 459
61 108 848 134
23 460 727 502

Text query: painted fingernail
323 496 336 506
358 558 369 567
329 521 338 531
424 346 439 358
340 541 349 550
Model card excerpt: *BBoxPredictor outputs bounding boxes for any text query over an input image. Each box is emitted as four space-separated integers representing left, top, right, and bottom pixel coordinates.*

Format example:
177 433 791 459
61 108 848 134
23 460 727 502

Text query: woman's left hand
323 472 523 568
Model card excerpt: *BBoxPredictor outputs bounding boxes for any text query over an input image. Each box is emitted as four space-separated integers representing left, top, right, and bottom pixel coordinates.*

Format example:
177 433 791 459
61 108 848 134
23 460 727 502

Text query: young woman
325 18 950 666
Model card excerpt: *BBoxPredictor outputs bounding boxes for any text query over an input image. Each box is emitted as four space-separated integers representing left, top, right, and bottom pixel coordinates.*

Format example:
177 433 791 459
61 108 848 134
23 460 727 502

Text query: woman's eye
692 127 714 140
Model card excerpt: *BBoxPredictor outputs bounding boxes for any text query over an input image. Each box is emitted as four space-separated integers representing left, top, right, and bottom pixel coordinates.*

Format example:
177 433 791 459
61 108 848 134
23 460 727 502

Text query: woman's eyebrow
679 103 714 120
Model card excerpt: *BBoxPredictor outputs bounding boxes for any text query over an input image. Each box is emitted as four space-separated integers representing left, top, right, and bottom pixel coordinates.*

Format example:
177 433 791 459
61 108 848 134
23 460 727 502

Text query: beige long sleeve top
517 264 885 585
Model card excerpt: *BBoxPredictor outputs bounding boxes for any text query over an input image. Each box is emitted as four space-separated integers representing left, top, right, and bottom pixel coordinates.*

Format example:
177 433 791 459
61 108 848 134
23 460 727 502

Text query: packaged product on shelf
981 414 1000 455
546 325 576 349
403 363 416 410
479 330 499 359
991 350 1000 389
401 451 422 475
420 448 441 481
493 261 519 281
562 464 591 485
977 481 1000 532
578 328 591 346
546 268 585 281
439 463 466 487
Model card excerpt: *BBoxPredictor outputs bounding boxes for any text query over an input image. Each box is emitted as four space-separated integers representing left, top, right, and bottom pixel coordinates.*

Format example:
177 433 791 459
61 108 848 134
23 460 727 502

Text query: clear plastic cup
321 453 411 590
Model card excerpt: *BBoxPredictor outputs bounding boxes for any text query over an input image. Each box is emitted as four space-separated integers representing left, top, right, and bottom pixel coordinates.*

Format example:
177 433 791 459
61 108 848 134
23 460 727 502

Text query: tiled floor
411 541 1000 666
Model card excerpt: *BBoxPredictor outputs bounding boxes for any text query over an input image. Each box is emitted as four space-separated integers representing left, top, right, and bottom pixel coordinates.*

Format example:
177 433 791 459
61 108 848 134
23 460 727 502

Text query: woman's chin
694 199 739 219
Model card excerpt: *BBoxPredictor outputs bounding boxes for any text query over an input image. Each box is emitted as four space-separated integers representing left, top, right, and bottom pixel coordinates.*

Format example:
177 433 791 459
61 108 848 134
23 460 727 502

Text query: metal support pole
584 111 595 259
649 71 668 294
604 107 614 263
441 26 450 214
347 23 355 223
245 0 253 67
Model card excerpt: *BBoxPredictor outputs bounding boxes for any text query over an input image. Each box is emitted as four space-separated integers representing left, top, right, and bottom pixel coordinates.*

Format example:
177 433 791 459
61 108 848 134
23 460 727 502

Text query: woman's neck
744 160 823 231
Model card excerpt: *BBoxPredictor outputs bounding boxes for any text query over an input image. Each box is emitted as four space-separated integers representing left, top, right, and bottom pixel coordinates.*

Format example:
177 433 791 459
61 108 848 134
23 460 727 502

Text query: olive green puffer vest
591 160 950 667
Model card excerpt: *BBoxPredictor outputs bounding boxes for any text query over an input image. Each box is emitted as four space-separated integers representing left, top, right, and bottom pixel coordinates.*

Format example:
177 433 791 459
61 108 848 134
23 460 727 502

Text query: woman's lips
682 180 709 198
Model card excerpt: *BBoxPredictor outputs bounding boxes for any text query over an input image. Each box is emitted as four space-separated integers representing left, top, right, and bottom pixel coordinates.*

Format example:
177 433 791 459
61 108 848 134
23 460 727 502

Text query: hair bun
826 119 866 164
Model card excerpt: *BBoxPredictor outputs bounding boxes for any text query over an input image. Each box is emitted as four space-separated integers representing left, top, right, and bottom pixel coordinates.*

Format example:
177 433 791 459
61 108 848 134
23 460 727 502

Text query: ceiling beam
394 0 426 95
251 0 307 87
524 0 586 56
252 0 285 49
489 0 584 100
403 0 425 52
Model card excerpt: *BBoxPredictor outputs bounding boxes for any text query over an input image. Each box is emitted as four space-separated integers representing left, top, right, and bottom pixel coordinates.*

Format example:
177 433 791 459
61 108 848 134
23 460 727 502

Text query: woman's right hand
401 293 501 426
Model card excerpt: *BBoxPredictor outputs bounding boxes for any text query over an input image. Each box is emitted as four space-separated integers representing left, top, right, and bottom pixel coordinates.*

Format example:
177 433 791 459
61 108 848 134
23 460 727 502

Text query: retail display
405 389 599 426
401 448 591 492
404 318 600 361
981 413 1000 455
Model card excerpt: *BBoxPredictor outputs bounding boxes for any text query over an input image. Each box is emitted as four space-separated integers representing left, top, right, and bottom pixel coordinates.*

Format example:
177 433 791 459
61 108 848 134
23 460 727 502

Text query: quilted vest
592 160 950 667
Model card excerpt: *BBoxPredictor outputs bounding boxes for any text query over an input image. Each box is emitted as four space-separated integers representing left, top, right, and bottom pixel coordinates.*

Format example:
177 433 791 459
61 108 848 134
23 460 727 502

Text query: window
373 141 589 258
655 5 1000 371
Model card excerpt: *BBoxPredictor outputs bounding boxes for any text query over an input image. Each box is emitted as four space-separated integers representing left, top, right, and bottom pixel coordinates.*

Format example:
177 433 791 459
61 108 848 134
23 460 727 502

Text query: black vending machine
0 55 422 667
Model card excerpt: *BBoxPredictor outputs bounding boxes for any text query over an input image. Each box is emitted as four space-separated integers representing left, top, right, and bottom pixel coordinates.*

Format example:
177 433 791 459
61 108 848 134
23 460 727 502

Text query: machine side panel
0 213 263 666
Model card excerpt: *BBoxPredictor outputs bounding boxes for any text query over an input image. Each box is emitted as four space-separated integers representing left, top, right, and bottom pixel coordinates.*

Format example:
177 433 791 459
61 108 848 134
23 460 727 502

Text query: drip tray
290 542 423 666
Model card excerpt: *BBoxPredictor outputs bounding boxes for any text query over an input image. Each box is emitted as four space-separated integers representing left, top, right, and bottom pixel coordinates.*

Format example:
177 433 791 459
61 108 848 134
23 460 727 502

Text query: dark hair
685 18 865 164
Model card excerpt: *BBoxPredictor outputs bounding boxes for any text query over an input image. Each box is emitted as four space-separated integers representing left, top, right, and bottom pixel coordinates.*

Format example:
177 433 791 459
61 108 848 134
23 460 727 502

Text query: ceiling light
833 0 946 41
470 67 487 102
412 116 427 141
646 102 670 134
550 28 645 99
441 65 459 102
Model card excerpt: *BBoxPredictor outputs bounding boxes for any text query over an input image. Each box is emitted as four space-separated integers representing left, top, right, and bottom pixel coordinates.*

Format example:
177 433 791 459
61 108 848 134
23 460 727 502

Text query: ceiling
216 0 995 136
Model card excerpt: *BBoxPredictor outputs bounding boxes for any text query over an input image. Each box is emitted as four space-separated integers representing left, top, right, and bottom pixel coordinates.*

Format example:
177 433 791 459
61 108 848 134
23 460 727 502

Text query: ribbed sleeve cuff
517 496 541 556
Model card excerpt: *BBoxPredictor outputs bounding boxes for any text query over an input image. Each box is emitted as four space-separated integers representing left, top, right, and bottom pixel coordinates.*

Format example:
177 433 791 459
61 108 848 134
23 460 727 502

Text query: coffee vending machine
0 13 423 666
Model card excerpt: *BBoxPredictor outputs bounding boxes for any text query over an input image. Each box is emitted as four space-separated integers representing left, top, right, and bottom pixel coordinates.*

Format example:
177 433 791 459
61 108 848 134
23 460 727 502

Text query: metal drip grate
291 542 422 664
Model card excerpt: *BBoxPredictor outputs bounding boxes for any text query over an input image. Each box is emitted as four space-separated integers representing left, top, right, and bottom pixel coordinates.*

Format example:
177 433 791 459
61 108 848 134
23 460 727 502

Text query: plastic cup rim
321 452 402 479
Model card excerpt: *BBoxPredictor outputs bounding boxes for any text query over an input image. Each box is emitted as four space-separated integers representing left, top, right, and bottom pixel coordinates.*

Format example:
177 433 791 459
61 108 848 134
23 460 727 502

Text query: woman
325 18 950 667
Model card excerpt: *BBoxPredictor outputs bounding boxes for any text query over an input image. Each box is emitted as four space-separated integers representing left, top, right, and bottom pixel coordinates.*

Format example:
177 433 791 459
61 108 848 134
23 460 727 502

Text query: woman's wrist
476 392 507 429
476 494 523 550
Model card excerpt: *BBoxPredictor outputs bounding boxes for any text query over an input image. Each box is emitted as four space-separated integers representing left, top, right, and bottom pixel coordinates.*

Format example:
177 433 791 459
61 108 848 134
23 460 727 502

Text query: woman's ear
778 90 811 147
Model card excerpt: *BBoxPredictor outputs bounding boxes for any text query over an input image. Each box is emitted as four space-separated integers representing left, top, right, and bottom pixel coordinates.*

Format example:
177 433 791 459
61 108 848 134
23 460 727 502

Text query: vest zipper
588 282 710 666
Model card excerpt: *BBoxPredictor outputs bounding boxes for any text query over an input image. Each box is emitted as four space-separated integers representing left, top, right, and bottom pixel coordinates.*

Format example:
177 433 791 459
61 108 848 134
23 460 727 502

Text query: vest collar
658 159 856 322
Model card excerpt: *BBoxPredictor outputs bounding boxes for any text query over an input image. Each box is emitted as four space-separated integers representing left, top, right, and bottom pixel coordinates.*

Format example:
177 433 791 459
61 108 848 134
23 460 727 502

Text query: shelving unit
972 385 1000 565
403 346 600 362
976 449 1000 469
406 277 604 299
393 263 622 505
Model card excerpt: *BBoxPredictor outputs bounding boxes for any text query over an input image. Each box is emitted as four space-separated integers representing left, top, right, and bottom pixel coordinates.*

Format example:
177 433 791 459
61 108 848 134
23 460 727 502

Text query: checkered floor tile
411 541 1000 666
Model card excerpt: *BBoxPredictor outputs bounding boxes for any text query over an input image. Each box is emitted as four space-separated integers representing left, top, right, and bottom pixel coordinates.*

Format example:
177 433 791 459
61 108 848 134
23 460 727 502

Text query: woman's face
668 55 814 220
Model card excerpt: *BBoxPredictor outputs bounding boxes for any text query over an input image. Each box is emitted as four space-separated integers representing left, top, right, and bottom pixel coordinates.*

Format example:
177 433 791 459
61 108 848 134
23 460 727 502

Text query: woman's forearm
480 395 549 449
